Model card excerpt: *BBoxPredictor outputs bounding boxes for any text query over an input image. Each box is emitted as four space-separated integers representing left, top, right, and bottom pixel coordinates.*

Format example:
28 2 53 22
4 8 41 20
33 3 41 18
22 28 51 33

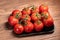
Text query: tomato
8 16 18 26
14 24 24 34
31 12 41 21
23 21 34 33
41 12 51 21
21 14 31 21
41 12 54 27
34 20 44 32
12 10 22 19
21 7 31 15
31 6 39 13
43 16 54 27
39 4 48 12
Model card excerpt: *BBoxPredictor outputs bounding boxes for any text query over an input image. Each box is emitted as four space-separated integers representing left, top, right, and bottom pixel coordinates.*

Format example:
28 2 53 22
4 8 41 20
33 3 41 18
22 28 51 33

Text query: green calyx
19 20 27 26
36 13 41 19
41 13 48 19
24 15 29 21
15 13 20 19
37 20 41 25
23 22 27 26
44 14 48 19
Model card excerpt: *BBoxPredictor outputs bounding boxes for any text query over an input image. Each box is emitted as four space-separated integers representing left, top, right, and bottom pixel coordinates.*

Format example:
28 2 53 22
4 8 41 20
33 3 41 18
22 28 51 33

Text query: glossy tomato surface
43 16 54 27
14 24 24 34
12 10 22 19
39 4 48 12
31 12 41 21
8 16 18 26
21 7 31 15
23 21 34 33
31 6 39 13
41 12 51 21
21 14 31 21
34 20 44 32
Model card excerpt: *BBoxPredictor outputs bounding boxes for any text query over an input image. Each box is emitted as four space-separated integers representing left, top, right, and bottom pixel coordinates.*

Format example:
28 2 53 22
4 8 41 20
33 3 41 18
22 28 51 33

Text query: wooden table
0 0 60 40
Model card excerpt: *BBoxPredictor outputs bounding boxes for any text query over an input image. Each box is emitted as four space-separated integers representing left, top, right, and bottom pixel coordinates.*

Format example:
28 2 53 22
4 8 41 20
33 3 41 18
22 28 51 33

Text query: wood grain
0 0 60 40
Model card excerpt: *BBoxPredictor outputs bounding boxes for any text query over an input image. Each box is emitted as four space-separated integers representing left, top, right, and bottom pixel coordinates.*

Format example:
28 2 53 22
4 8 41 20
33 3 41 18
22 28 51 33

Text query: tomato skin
41 11 54 27
31 7 39 13
21 8 31 15
21 14 31 21
34 20 44 32
24 21 34 33
12 10 22 19
39 4 48 12
14 24 24 34
41 11 50 16
8 16 18 26
43 16 54 27
31 12 41 21
41 12 51 21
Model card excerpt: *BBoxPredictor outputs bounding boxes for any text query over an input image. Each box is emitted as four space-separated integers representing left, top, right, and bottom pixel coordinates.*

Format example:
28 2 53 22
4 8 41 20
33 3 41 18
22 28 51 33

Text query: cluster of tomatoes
8 4 54 34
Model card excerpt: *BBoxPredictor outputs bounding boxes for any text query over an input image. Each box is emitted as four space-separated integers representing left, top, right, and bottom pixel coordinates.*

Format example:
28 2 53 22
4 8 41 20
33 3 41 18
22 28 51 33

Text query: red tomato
14 24 24 34
31 12 41 21
23 21 34 33
8 16 18 26
12 10 22 19
41 12 51 21
21 14 31 21
34 20 44 32
41 11 50 15
21 7 31 15
43 16 54 27
31 6 39 13
39 4 48 12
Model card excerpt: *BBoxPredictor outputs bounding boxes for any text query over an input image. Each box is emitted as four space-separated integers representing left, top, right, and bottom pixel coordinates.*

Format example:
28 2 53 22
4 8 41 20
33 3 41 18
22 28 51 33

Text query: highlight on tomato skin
8 16 19 26
39 4 48 13
14 24 24 34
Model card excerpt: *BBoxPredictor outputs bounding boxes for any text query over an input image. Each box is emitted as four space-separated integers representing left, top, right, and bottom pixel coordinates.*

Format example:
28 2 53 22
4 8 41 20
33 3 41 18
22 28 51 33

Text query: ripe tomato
14 24 24 34
23 21 34 33
31 6 39 13
12 10 22 19
43 16 54 27
39 4 48 12
21 14 31 21
41 12 51 21
21 7 31 15
8 16 18 26
31 12 41 21
34 20 44 32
